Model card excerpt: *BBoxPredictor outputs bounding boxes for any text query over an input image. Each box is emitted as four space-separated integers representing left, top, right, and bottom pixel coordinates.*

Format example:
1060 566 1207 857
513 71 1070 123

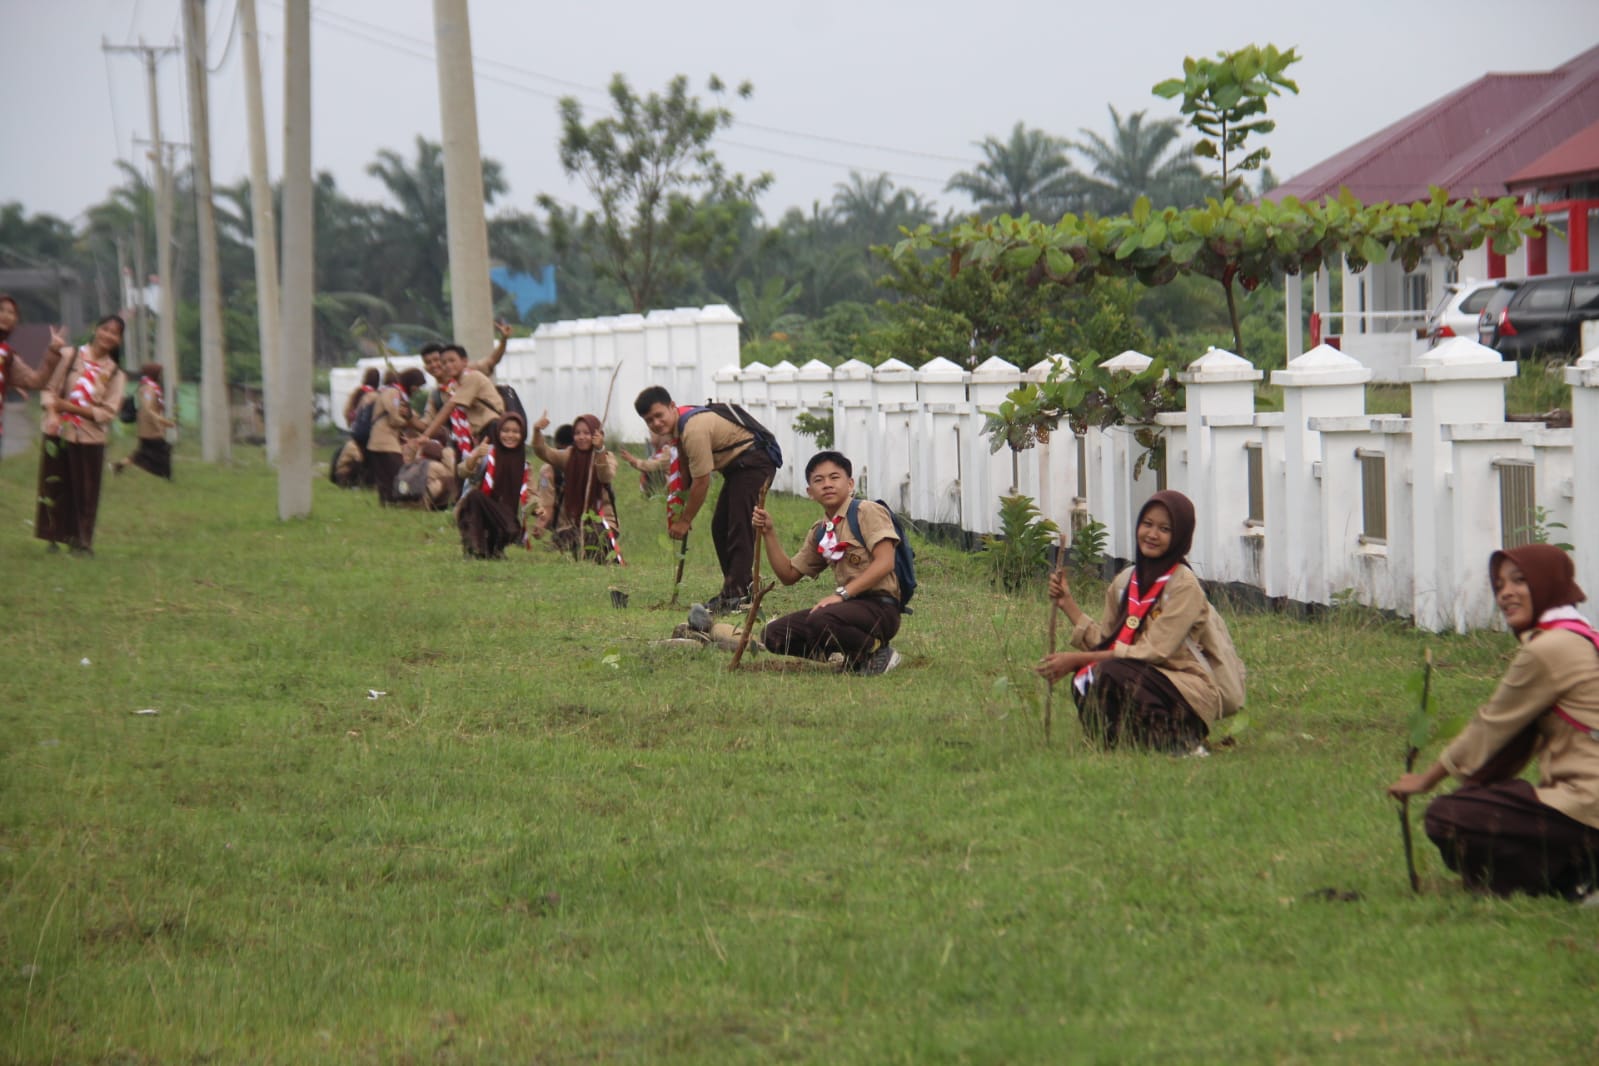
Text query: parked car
1478 271 1599 358
1426 279 1501 345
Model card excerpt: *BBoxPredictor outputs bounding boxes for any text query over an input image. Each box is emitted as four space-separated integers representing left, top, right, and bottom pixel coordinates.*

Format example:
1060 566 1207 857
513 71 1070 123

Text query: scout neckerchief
665 445 684 520
480 447 530 509
817 513 850 562
445 377 473 458
140 375 162 416
1073 563 1181 691
1537 610 1599 741
63 351 102 430
597 500 624 565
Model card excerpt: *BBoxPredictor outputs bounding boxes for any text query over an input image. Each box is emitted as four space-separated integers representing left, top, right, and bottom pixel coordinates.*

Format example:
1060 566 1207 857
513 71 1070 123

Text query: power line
208 0 242 74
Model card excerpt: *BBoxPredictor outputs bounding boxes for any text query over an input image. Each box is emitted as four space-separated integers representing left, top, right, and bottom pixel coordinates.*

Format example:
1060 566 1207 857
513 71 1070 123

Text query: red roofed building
1270 44 1599 371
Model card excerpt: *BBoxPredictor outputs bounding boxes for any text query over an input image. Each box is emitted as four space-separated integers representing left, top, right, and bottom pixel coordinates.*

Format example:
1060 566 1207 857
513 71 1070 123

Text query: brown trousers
1072 659 1208 753
762 596 900 667
1424 779 1599 899
710 447 777 599
35 438 106 549
368 450 403 505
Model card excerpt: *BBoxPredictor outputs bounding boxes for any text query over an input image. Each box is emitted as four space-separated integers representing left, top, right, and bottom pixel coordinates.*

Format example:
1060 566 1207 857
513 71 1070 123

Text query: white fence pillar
766 360 799 496
1176 347 1262 581
873 359 918 518
970 356 1024 536
916 357 970 530
695 305 742 405
1027 355 1077 531
1444 426 1535 632
832 358 877 496
1566 349 1599 589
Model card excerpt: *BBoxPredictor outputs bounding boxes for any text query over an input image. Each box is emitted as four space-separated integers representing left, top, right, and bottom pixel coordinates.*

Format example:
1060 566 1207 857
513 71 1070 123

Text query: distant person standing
366 368 428 505
35 315 128 556
0 295 66 460
113 363 177 480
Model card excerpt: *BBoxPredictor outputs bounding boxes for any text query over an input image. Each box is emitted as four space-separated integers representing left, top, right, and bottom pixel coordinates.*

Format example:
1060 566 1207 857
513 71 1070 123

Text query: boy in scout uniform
751 450 902 675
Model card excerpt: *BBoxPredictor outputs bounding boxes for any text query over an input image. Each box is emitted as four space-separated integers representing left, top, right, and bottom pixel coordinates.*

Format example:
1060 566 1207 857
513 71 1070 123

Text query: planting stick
1399 648 1433 894
1044 531 1069 744
668 532 689 606
728 480 774 671
576 362 626 564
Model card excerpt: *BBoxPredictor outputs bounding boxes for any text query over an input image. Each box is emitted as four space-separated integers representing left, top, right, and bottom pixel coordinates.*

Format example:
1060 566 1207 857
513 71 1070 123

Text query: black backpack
348 394 376 448
679 402 783 472
496 384 526 426
811 498 918 612
118 392 138 424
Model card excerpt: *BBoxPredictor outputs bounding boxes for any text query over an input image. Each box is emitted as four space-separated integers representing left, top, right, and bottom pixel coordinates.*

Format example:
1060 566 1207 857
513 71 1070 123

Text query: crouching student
456 413 529 559
1036 491 1220 754
750 450 902 676
1387 545 1599 902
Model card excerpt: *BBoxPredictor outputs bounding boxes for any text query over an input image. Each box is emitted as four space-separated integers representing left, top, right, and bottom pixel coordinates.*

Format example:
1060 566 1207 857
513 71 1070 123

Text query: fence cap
1566 345 1599 386
713 363 742 382
739 361 771 379
696 304 743 326
1028 354 1074 380
1102 349 1153 373
834 358 873 380
1271 343 1372 387
971 355 1021 379
797 359 833 380
612 313 645 332
873 358 916 381
766 360 798 380
1402 335 1515 382
573 318 600 335
918 356 970 382
542 320 575 338
1178 346 1263 384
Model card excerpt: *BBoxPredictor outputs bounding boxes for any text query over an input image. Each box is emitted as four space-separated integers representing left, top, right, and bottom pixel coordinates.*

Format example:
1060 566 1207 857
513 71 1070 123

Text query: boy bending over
751 450 902 676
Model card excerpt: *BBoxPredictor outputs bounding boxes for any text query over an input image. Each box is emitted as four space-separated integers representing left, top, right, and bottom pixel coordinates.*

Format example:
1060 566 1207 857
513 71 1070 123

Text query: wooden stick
1044 531 1069 744
1399 648 1433 894
728 480 774 671
668 531 689 606
574 362 626 563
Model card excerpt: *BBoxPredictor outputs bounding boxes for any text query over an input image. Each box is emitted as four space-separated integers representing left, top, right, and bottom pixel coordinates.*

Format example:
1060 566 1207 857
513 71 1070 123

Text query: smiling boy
751 450 903 675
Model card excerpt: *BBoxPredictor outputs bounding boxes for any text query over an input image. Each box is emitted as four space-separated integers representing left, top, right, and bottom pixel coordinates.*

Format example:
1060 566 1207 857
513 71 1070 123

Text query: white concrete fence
330 305 1599 633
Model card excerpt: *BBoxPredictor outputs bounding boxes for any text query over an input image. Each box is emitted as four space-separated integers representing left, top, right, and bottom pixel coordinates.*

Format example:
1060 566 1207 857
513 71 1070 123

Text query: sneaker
687 603 713 632
711 593 752 615
853 645 902 676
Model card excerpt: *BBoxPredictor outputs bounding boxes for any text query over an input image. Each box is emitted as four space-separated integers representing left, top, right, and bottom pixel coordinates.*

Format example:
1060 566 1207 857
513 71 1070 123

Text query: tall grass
0 438 1592 1063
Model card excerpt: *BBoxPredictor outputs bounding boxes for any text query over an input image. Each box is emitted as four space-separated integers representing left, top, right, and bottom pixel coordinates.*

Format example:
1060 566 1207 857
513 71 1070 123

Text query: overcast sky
10 0 1599 228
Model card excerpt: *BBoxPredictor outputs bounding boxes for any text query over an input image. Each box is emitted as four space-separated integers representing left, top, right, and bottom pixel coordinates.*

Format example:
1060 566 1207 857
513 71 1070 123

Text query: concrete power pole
278 0 314 519
239 0 283 463
432 0 493 360
182 0 231 462
103 39 180 411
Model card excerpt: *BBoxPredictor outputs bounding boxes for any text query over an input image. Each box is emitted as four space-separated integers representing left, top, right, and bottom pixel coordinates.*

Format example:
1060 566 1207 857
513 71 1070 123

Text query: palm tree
1073 106 1208 215
831 171 937 244
944 123 1084 220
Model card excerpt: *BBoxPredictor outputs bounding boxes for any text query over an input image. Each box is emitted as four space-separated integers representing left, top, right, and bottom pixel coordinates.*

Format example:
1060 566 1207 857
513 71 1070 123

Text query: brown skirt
1072 659 1208 752
35 437 106 549
130 437 173 479
1424 779 1599 899
457 489 523 559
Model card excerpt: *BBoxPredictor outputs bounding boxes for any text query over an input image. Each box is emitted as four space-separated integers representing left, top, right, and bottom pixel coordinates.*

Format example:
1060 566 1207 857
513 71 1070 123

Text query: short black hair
805 450 852 480
361 367 380 387
553 423 574 449
441 344 468 361
419 342 443 356
398 368 427 390
634 385 674 417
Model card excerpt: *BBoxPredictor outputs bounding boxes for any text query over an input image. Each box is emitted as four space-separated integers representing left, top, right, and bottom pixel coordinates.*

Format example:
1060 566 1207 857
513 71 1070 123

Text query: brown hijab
1099 490 1198 649
558 414 605 524
1489 544 1586 632
484 412 528 511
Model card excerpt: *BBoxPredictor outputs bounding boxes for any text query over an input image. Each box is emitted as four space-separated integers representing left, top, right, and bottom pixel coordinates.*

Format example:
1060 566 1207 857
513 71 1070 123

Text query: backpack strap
1536 619 1599 741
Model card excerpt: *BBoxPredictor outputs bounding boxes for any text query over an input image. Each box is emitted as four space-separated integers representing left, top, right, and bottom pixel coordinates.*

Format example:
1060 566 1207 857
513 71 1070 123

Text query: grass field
2 436 1595 1064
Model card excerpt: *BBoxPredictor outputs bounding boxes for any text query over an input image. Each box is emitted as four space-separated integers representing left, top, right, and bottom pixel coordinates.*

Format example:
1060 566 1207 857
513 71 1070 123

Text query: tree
1153 44 1301 353
1073 106 1206 215
945 122 1085 220
544 73 772 314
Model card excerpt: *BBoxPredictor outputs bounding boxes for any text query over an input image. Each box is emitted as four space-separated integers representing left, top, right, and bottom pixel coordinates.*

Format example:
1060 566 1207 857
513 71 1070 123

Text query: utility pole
278 0 314 519
102 39 180 411
239 0 282 463
433 0 493 361
182 0 230 462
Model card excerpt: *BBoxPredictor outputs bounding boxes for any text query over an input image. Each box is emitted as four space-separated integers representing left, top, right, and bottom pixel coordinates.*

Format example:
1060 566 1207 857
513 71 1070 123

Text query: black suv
1477 271 1599 358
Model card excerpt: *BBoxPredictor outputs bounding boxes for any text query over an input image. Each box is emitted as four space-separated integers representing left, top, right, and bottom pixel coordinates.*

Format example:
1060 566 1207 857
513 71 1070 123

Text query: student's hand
48 325 69 353
1047 570 1075 609
472 440 491 459
751 506 772 532
494 319 511 340
533 410 550 433
1386 766 1446 801
1035 652 1090 682
668 516 691 539
618 449 641 469
811 593 843 613
592 427 605 449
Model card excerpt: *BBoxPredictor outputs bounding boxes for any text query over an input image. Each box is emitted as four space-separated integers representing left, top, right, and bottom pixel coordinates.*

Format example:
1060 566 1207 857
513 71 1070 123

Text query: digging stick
1399 648 1433 894
1044 531 1069 744
728 479 774 671
575 362 626 563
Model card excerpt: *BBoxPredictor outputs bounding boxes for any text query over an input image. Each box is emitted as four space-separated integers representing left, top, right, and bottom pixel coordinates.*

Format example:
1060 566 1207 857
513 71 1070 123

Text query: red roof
1269 44 1599 204
1507 119 1599 189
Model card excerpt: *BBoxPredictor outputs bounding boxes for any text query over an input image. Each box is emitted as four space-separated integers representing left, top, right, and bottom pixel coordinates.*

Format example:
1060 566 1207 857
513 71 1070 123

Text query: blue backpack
812 498 918 613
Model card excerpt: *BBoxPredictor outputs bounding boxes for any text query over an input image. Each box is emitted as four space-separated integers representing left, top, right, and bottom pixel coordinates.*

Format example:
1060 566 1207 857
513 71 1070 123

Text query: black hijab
483 412 528 511
1099 490 1197 649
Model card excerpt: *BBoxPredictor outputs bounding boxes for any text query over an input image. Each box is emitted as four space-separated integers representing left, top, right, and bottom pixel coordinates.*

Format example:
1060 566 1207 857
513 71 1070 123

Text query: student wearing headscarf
1036 490 1221 753
113 363 176 479
1388 545 1599 901
0 296 69 460
530 411 621 564
35 314 128 556
455 412 529 559
366 368 428 504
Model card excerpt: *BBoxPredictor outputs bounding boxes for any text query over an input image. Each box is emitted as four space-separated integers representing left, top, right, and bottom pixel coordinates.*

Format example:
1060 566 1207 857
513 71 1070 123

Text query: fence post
1271 344 1371 604
1565 349 1599 593
970 355 1023 536
695 304 742 406
1176 347 1262 582
1403 337 1516 631
873 359 918 518
916 356 971 532
832 358 875 497
1027 355 1076 532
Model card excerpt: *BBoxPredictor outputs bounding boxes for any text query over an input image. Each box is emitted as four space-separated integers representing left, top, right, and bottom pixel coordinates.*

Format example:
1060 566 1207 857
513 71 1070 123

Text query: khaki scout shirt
789 500 900 602
44 348 126 446
449 369 504 438
1441 626 1599 830
679 411 752 481
366 385 418 454
1070 565 1224 724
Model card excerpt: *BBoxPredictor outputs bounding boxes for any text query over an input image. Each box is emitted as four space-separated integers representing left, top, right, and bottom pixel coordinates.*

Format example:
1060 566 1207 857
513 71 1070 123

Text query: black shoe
852 645 902 676
711 593 752 615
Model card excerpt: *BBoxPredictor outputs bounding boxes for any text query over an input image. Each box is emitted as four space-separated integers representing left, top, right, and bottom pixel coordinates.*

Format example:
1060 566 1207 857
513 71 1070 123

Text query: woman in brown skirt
113 363 176 479
1036 491 1221 754
35 315 127 556
1388 545 1599 901
455 412 529 559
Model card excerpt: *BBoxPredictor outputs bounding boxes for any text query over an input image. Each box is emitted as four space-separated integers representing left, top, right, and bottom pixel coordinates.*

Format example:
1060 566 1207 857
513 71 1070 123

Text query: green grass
2 437 1595 1063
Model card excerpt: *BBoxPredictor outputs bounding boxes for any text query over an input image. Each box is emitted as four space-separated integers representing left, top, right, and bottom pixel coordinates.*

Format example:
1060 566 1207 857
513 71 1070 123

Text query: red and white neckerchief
817 514 850 562
665 443 685 520
445 378 473 458
1537 610 1599 741
480 449 530 510
63 352 102 430
140 375 162 413
597 501 625 565
1074 563 1181 692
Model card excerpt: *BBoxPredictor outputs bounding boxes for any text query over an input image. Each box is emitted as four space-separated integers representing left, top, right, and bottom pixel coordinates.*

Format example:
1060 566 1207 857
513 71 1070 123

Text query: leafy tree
0 202 82 320
944 122 1085 220
734 276 805 344
1154 43 1302 354
831 171 938 245
544 73 772 313
1073 106 1206 215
